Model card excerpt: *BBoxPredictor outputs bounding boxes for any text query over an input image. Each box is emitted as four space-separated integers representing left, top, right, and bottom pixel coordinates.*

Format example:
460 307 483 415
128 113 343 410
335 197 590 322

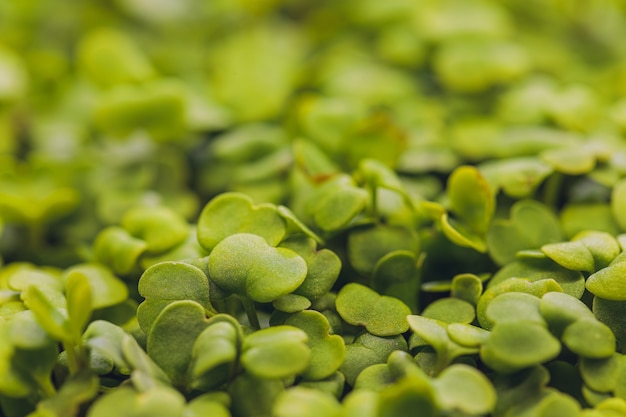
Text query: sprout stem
240 296 261 330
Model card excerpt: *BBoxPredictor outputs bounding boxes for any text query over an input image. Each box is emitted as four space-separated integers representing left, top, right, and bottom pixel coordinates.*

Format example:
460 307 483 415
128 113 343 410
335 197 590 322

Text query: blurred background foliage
1 0 626 267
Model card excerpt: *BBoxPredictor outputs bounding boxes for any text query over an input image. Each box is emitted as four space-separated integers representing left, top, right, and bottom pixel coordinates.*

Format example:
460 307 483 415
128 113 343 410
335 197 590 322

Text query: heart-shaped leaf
147 300 211 389
336 283 410 336
121 206 189 254
241 325 310 379
480 321 561 373
197 192 286 252
487 199 562 265
207 233 307 303
285 310 346 380
137 261 211 333
280 237 341 301
573 231 621 271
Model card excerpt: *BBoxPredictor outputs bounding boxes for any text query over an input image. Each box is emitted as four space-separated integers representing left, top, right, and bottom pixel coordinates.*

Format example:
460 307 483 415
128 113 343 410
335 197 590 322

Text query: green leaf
280 237 341 301
31 370 98 417
450 273 483 306
562 318 616 359
207 233 307 303
479 157 554 198
447 165 495 234
421 298 475 324
485 292 544 326
579 355 621 393
378 375 436 417
86 385 185 417
478 277 563 329
197 192 286 252
487 199 562 265
121 206 189 254
189 320 239 391
285 310 346 380
147 300 211 389
539 291 595 337
313 185 369 232
241 325 310 379
93 227 148 275
137 261 211 333
93 80 187 142
77 28 154 88
228 372 284 417
592 298 626 355
612 178 626 232
64 271 93 341
23 286 71 343
480 321 561 373
348 225 419 276
406 315 477 375
273 387 341 417
433 364 496 415
336 283 410 336
341 332 408 386
541 241 595 272
63 263 127 310
587 262 626 301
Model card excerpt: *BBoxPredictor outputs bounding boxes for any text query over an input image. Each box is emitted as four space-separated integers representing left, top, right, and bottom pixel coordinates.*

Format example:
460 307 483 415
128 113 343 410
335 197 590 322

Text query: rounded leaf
480 321 561 373
207 233 307 303
562 318 615 359
336 283 411 336
64 263 127 310
241 325 310 379
285 310 346 380
273 387 341 417
433 364 496 415
197 192 286 251
587 262 626 301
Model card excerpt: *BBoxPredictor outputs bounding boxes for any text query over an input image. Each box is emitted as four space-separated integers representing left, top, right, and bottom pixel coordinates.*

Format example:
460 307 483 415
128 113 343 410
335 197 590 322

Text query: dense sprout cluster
3 1 626 416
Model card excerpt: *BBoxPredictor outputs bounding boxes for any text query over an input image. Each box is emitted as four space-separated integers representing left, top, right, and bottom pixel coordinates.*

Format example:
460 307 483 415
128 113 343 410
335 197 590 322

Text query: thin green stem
36 375 56 398
240 296 261 330
63 342 80 375
542 172 563 210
